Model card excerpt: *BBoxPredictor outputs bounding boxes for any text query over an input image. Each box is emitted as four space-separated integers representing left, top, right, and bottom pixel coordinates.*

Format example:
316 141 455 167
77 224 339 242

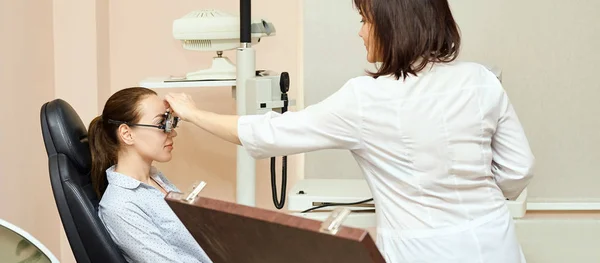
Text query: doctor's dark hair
88 87 157 198
353 0 461 80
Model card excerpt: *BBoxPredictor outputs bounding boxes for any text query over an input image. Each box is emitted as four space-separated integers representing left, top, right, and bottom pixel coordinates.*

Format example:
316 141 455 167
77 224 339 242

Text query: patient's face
131 94 177 163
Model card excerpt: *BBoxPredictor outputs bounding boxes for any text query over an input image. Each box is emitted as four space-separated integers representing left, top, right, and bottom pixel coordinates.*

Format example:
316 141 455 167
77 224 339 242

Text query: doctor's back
347 61 534 262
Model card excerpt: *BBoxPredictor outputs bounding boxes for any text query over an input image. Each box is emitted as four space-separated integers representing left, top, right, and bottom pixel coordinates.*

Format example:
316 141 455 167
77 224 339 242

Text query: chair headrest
41 99 91 173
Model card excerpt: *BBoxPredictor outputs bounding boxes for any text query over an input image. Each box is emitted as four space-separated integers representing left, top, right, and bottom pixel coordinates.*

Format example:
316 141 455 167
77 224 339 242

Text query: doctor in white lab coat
164 0 535 262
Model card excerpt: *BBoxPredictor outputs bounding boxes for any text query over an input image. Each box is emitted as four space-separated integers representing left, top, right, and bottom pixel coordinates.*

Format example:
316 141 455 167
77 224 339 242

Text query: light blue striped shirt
98 165 212 263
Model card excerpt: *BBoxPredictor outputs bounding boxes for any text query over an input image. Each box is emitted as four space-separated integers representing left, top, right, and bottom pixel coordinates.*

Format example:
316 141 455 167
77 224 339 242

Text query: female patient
88 87 212 263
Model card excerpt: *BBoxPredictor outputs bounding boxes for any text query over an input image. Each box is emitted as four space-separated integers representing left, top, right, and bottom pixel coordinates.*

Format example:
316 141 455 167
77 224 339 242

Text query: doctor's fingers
165 93 197 120
165 92 196 106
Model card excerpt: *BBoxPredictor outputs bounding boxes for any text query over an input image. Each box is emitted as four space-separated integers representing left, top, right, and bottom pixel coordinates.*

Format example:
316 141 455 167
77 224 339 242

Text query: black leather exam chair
40 99 126 263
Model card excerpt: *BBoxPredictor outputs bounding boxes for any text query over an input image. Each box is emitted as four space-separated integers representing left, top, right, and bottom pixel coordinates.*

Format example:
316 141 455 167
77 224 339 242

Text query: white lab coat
238 61 534 263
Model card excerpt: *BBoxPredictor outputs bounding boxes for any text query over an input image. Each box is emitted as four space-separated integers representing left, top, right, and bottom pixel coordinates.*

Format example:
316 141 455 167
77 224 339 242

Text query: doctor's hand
164 93 198 121
166 92 242 145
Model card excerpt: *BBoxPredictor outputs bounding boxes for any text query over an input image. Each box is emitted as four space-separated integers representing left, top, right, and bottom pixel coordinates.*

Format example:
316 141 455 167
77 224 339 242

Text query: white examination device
164 2 294 209
172 9 276 81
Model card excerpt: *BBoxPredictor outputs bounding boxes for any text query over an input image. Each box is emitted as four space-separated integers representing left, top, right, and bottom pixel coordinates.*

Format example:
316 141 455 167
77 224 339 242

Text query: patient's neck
115 150 152 184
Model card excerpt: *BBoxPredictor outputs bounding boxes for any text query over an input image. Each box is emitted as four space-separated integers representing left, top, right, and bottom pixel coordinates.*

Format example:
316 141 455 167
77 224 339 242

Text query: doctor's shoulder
344 75 384 92
446 61 503 84
330 76 380 101
346 74 414 93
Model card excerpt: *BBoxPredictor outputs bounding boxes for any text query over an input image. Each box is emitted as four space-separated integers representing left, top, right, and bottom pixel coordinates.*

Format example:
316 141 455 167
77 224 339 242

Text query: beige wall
1 0 301 262
52 1 111 261
0 0 60 258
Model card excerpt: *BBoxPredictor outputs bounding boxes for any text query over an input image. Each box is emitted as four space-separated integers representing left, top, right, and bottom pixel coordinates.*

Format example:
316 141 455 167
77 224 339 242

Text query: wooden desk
166 192 385 263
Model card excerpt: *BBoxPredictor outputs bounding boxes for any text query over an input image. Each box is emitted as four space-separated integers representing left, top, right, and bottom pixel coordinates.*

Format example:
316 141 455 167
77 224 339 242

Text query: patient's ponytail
88 87 157 198
88 115 117 198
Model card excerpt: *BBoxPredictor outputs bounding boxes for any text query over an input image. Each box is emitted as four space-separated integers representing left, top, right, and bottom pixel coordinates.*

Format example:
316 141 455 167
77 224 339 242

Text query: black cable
270 156 287 209
271 72 290 209
300 198 374 213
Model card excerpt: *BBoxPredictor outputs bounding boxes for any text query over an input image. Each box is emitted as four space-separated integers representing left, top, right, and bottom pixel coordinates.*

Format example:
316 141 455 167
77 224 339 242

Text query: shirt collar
105 165 163 190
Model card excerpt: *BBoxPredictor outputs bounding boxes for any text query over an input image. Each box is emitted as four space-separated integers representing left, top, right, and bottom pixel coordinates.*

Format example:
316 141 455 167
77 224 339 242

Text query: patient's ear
117 124 135 145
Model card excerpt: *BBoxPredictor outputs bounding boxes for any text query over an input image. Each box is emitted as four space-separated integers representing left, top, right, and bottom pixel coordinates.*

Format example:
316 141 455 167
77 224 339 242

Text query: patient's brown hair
353 0 461 80
88 87 157 198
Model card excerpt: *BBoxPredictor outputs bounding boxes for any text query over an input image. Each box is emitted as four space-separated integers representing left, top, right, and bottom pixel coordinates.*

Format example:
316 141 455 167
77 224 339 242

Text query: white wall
449 0 600 203
302 0 370 180
515 216 600 263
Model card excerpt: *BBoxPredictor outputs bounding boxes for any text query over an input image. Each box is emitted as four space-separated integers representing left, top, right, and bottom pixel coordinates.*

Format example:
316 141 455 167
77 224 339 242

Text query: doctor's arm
166 80 363 158
491 91 535 200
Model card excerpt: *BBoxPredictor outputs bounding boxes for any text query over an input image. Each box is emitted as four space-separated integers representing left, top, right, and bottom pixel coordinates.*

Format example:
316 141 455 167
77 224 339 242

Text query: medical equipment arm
491 92 535 200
